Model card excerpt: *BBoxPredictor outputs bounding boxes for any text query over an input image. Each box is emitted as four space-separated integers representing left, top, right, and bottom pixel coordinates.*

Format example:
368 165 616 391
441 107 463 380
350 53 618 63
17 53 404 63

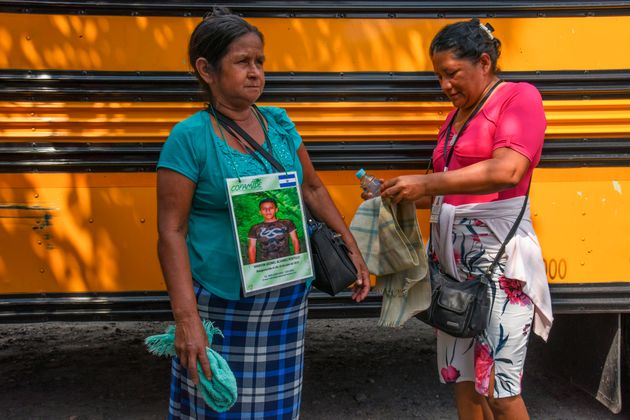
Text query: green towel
350 197 430 327
145 320 237 413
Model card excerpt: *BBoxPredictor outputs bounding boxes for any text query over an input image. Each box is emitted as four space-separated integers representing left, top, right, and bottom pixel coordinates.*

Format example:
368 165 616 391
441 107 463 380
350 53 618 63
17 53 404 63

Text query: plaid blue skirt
169 282 310 420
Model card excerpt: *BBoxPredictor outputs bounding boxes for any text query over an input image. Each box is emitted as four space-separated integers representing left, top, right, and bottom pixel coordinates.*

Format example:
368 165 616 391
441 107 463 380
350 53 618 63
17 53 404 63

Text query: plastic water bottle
356 168 381 196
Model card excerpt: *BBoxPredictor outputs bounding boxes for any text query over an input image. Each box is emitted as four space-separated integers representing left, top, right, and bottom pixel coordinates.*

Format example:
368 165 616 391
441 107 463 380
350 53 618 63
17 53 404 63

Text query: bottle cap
355 168 366 179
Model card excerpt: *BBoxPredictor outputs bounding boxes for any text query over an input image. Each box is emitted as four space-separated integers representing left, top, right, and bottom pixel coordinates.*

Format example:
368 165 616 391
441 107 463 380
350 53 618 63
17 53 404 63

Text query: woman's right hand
360 190 373 200
174 315 213 384
381 175 429 204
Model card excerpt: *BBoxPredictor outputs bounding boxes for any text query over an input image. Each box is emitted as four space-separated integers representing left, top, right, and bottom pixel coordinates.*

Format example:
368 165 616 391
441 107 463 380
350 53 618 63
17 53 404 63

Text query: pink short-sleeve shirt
432 82 546 206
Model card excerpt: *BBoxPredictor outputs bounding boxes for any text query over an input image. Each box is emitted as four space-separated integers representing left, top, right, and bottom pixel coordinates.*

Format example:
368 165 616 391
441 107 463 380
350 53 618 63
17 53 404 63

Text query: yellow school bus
1 0 629 412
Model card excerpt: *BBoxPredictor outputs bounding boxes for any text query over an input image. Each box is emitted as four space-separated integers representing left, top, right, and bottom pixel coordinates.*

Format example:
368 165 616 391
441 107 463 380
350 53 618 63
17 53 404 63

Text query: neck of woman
458 76 500 117
212 102 253 123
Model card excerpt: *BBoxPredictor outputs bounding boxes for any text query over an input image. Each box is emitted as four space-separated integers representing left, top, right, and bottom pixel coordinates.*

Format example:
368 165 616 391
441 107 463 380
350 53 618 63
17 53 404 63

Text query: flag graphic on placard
279 173 297 188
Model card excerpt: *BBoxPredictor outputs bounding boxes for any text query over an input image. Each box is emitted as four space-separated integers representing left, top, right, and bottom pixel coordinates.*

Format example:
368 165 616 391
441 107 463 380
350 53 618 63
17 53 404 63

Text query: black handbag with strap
212 106 358 296
418 194 529 338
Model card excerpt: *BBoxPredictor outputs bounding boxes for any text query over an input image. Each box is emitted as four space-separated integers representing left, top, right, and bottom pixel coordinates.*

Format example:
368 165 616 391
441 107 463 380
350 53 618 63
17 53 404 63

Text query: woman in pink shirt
381 19 552 420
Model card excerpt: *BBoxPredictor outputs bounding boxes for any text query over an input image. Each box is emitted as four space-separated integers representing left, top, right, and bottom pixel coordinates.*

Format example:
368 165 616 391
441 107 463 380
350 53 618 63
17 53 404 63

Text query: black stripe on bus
2 0 630 18
0 282 628 322
1 139 628 173
2 70 630 102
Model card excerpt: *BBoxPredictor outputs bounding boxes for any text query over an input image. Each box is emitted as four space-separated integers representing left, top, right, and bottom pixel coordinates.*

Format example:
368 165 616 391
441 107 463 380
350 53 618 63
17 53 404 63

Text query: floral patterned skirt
434 218 534 398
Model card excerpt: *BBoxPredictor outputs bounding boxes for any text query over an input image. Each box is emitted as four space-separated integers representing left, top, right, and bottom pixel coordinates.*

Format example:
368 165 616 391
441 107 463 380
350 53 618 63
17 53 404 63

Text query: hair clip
479 22 495 40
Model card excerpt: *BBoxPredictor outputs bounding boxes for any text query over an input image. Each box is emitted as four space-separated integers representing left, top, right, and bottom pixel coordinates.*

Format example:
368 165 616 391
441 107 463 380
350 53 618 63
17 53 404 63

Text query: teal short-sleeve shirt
157 106 305 300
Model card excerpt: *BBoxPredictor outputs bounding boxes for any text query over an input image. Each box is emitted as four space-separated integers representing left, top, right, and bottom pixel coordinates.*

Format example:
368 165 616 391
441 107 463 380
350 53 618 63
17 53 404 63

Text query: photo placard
226 172 313 296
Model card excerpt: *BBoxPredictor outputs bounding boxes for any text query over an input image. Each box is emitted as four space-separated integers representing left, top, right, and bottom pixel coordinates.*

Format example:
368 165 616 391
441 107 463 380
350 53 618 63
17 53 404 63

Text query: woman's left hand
381 175 428 204
360 178 385 201
348 248 370 302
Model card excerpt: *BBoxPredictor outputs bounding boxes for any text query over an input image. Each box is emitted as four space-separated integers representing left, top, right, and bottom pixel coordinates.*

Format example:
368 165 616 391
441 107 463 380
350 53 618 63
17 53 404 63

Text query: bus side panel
2 168 629 295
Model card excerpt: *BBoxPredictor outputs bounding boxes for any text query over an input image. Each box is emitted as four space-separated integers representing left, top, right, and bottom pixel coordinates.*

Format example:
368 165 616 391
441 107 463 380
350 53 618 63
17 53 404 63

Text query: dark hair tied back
430 18 502 72
188 7 264 100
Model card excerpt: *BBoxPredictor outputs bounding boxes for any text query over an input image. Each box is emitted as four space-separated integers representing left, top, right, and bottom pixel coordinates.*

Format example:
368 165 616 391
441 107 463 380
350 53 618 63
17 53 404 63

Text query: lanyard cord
442 79 502 170
208 104 274 173
208 105 241 181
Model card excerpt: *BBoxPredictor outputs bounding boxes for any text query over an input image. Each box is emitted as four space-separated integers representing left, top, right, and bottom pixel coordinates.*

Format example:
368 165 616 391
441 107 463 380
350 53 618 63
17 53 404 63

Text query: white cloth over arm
432 196 553 340
350 197 430 327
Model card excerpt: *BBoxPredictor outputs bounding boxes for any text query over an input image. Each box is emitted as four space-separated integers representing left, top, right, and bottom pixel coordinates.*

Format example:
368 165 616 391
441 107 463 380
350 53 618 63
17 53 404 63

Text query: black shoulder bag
212 106 358 296
418 193 529 338
417 80 530 338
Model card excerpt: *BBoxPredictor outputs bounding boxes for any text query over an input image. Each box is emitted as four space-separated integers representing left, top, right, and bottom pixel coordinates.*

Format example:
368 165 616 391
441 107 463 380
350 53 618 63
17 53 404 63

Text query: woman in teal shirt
156 8 370 419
